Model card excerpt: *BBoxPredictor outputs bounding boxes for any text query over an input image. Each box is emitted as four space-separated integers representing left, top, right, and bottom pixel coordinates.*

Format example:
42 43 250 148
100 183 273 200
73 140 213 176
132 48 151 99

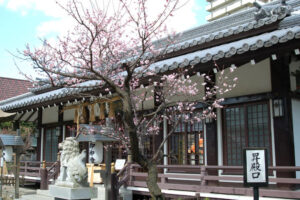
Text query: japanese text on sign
246 150 266 183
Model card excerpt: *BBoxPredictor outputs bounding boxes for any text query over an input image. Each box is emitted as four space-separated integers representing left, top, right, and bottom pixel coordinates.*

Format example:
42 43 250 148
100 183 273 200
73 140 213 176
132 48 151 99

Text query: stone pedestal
49 185 97 200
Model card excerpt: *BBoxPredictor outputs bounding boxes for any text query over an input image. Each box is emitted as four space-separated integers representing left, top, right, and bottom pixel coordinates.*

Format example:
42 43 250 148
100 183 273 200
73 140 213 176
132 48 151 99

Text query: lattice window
44 128 59 162
169 112 204 165
224 102 272 166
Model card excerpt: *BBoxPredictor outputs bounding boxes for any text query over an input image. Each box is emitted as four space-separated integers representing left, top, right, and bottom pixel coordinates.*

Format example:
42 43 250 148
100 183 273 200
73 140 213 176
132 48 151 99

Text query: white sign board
243 148 268 187
115 159 126 171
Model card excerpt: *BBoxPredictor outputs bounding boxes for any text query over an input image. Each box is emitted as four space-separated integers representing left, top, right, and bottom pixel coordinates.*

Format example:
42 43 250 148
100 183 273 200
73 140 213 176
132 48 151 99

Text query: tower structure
206 0 273 21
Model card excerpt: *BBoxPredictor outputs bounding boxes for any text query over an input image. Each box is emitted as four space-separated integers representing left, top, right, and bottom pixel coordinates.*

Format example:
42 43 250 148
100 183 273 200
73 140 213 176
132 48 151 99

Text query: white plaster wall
20 111 34 121
63 108 75 121
132 85 155 111
217 58 272 98
292 99 300 178
28 111 38 122
165 75 205 103
42 107 58 124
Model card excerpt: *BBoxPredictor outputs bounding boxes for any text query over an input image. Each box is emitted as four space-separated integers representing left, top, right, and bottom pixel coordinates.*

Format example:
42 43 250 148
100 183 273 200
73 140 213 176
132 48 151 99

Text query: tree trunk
146 162 165 200
122 94 164 199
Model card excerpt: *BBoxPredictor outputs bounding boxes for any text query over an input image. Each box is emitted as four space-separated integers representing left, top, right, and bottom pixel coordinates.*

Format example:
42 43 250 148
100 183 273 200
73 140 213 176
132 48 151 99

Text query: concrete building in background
206 0 274 21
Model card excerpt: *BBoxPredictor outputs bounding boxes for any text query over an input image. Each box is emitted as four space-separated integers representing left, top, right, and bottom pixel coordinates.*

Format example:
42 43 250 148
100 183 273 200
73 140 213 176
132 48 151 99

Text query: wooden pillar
271 54 295 180
37 109 42 161
206 121 218 176
58 105 64 143
111 172 118 200
40 161 48 190
13 121 20 136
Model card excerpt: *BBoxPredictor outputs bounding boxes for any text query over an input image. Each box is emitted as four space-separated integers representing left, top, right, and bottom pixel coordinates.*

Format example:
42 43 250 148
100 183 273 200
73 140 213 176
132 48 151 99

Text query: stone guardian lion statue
55 137 88 188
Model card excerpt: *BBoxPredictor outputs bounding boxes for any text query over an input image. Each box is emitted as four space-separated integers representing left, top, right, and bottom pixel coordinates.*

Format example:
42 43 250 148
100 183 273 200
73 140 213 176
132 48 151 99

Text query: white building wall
291 99 300 178
63 108 75 121
42 106 59 124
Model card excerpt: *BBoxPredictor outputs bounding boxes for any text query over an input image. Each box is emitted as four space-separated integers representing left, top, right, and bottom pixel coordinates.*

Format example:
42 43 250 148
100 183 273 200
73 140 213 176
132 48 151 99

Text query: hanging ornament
99 103 105 120
108 102 115 119
89 104 96 122
74 108 78 123
94 103 100 117
79 105 87 124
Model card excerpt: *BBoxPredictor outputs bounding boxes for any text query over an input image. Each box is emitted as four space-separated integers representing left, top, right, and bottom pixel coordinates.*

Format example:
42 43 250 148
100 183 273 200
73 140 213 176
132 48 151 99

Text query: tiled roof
165 15 289 54
1 25 299 111
155 0 300 50
144 26 300 75
28 0 300 94
0 77 33 101
0 0 300 111
0 80 100 111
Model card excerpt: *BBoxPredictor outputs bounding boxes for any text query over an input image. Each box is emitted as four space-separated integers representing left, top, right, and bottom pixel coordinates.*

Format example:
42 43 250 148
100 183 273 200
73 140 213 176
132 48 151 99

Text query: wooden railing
19 161 60 187
126 164 300 199
116 162 131 189
47 161 60 184
19 161 52 180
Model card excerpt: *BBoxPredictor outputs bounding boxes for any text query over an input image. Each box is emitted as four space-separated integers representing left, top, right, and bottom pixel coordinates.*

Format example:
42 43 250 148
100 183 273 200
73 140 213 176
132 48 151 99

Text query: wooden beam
24 111 36 122
62 96 121 111
15 112 26 121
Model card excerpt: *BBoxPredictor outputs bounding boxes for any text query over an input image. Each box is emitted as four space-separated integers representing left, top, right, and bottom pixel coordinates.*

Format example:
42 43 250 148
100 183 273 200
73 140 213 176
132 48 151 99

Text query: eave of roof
1 25 299 111
0 80 101 111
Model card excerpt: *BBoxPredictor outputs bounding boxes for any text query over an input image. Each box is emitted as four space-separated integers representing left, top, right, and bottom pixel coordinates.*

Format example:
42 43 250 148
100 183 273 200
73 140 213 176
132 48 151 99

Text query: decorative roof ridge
163 12 300 55
157 0 300 47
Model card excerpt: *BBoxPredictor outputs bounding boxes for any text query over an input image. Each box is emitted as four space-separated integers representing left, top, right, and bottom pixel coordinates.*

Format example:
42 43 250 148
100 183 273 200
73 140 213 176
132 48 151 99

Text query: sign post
243 148 268 200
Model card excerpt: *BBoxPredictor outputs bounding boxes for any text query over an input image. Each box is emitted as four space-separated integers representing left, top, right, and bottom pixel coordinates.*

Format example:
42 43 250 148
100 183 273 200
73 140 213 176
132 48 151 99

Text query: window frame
168 112 205 165
43 126 60 162
222 101 273 167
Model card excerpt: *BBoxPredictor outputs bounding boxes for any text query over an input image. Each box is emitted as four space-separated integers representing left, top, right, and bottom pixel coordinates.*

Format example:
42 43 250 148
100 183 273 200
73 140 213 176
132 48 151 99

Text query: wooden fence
124 164 300 199
18 161 60 189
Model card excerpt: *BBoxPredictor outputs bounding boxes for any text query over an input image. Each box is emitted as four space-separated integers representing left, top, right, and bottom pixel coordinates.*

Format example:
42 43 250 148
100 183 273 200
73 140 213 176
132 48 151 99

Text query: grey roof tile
0 134 24 146
1 1 300 111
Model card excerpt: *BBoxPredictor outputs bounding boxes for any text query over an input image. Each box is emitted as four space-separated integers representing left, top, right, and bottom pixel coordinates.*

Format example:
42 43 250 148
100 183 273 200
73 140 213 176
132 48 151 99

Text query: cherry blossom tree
19 0 237 199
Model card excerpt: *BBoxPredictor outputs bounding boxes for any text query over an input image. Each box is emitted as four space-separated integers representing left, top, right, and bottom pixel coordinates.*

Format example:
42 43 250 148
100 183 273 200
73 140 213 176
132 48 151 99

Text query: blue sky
0 0 208 80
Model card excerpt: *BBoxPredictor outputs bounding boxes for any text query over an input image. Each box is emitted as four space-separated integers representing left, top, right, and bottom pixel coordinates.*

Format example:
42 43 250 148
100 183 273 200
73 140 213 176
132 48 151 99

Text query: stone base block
49 185 97 200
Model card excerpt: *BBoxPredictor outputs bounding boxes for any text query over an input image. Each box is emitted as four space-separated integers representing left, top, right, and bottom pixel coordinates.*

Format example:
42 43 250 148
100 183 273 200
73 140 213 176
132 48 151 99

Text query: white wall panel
217 58 272 98
42 106 58 124
63 108 75 121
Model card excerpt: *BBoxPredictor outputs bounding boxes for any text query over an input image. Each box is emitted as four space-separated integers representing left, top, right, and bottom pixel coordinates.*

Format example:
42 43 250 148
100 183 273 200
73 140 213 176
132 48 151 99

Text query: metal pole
14 149 20 199
253 186 259 200
105 146 112 200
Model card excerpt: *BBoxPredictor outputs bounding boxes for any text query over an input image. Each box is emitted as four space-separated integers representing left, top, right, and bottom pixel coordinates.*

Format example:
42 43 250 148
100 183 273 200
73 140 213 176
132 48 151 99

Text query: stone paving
1 185 36 200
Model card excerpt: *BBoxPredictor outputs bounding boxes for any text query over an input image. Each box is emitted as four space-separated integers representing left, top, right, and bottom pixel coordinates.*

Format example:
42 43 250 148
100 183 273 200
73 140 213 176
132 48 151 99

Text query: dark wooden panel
37 109 42 161
206 121 218 176
271 55 295 179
